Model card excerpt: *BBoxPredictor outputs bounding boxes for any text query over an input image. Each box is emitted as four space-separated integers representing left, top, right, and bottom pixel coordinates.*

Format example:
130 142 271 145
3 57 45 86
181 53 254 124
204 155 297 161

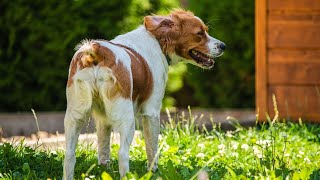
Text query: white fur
207 34 224 57
63 26 167 179
111 27 167 173
63 23 224 179
112 27 169 113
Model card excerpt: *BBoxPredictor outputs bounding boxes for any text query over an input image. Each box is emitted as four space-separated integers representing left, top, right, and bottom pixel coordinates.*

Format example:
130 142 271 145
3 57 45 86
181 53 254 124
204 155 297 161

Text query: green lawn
1 110 320 179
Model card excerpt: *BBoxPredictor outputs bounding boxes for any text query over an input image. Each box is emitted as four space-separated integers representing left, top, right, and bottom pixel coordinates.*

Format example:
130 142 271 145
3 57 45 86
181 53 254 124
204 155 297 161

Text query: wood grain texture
268 85 320 122
257 0 320 122
268 49 320 63
268 23 320 48
269 12 320 24
255 0 268 119
268 3 320 49
268 0 320 11
268 63 320 85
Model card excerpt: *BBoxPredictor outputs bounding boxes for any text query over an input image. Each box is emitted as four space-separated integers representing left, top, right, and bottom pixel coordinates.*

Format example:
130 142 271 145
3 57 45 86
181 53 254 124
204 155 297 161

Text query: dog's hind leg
63 73 93 180
92 111 112 165
102 97 135 178
142 113 160 172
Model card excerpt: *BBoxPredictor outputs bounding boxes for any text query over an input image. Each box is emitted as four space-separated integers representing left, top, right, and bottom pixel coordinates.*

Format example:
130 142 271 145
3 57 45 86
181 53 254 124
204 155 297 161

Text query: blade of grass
31 108 40 134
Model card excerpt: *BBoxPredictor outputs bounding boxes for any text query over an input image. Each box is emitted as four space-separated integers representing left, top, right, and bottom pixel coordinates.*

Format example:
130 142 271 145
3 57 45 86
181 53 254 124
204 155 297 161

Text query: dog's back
68 33 165 108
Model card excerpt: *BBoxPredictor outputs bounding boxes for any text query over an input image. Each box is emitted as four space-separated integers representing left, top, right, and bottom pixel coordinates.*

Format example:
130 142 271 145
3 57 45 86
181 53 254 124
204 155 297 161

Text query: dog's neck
111 26 183 67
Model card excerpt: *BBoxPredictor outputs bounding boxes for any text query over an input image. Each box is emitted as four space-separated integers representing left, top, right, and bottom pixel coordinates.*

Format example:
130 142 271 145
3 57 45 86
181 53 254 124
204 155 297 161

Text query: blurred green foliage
0 0 254 112
163 63 188 108
0 0 179 112
180 0 255 108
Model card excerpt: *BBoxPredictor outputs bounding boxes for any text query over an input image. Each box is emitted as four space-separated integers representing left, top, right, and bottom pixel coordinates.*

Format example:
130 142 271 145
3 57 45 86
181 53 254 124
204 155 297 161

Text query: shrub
173 0 255 108
0 0 254 111
0 0 179 111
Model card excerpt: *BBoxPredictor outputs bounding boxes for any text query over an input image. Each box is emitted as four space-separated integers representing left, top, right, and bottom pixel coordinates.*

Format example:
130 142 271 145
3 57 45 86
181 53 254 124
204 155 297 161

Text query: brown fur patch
67 43 131 99
80 43 102 66
93 44 131 99
67 52 83 87
125 47 153 105
110 42 153 105
144 9 210 59
67 41 153 104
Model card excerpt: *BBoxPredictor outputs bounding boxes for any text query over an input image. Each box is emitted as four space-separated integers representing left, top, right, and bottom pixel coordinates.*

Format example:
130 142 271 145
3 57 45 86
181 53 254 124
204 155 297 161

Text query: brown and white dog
63 9 225 179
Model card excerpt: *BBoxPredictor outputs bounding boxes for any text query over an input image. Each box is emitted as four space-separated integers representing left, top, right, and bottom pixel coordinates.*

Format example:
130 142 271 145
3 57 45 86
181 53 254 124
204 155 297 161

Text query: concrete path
0 109 256 150
0 109 256 137
2 131 142 150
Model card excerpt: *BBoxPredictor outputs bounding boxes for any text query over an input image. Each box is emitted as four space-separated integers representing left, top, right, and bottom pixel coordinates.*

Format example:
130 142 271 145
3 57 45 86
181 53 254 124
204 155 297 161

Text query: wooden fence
255 0 320 121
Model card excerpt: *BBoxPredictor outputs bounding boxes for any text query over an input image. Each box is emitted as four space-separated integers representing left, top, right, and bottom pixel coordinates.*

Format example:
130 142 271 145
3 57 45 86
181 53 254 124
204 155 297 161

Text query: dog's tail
72 40 121 99
75 39 104 67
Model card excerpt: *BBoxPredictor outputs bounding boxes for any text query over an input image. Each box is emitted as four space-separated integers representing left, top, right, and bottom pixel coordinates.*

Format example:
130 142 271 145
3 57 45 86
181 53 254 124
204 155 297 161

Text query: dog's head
144 9 225 69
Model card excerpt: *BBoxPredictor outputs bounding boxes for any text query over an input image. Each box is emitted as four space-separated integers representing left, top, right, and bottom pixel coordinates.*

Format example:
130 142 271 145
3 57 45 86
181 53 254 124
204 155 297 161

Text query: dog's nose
219 43 226 51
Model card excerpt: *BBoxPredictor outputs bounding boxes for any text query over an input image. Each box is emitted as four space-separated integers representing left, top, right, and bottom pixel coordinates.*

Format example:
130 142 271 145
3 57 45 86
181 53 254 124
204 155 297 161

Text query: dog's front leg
142 114 160 172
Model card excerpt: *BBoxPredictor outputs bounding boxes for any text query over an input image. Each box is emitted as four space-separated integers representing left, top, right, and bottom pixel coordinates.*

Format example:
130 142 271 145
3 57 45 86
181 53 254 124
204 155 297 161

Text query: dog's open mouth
188 49 215 68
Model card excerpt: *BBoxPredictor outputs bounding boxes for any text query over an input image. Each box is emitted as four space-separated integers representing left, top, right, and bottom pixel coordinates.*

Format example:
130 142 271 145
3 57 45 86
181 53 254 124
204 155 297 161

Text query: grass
1 108 320 179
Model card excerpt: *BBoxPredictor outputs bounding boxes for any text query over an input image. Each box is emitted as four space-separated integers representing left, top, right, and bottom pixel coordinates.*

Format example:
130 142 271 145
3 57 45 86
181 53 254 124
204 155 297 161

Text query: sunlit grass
0 108 320 179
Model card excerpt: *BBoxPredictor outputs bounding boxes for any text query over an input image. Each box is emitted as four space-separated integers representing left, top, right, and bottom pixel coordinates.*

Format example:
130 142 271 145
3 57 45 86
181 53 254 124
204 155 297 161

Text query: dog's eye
197 31 205 36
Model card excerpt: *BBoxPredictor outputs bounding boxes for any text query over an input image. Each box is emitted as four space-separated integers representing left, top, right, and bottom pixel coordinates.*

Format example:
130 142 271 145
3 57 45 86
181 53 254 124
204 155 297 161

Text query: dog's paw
151 165 158 173
147 163 158 172
99 160 111 169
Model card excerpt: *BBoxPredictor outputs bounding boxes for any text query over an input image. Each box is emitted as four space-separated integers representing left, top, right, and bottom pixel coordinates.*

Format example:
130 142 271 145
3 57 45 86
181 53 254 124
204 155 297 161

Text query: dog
63 9 225 179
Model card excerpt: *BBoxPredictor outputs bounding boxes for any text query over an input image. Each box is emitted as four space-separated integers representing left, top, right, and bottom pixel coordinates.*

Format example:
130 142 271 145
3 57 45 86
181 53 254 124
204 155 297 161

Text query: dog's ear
144 15 178 54
144 16 174 32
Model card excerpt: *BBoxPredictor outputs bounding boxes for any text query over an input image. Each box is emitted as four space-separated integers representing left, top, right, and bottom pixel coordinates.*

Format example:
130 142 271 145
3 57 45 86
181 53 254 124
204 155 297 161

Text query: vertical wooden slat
255 0 267 120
